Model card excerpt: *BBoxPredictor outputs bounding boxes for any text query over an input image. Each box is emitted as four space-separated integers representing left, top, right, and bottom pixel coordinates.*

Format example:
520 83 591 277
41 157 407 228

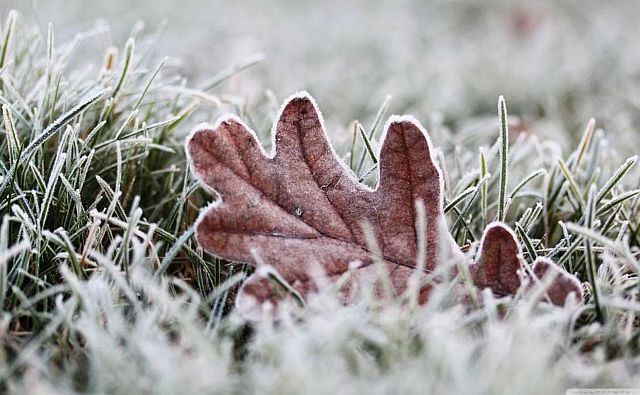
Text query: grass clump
0 9 640 394
0 10 258 322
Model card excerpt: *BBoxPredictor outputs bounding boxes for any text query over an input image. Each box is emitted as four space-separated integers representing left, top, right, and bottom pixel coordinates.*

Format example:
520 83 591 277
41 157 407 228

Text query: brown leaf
470 223 525 296
187 92 462 314
531 258 584 305
471 222 584 306
187 92 584 315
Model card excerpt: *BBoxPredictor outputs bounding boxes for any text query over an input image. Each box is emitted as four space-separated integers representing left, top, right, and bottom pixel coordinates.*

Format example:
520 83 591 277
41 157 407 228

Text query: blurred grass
5 0 640 156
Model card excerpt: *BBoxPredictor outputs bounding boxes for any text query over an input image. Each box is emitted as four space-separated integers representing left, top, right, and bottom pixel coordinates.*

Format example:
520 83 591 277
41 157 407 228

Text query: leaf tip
280 90 320 114
478 222 521 254
185 114 249 157
382 114 433 152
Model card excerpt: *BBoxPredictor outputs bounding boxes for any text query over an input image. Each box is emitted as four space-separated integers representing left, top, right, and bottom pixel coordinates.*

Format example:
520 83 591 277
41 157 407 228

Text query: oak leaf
187 92 583 315
471 223 525 296
471 223 584 305
530 258 584 305
187 92 462 314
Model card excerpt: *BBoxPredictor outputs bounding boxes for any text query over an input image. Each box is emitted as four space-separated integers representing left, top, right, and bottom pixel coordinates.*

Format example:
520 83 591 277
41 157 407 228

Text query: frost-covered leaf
470 223 525 296
187 92 462 315
471 222 584 306
187 92 583 315
531 258 584 305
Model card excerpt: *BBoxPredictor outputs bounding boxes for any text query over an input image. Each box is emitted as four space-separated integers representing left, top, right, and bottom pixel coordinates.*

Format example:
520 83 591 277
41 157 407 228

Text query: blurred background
4 0 640 155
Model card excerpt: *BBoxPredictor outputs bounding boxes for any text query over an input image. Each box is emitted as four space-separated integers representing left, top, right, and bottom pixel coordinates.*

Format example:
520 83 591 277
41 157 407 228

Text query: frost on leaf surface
471 222 584 305
187 92 583 316
471 223 525 296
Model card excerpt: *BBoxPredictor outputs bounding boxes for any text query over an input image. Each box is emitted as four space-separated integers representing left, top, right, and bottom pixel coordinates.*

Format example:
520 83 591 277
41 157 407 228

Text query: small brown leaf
187 92 462 314
531 258 584 305
470 223 525 296
471 222 584 306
